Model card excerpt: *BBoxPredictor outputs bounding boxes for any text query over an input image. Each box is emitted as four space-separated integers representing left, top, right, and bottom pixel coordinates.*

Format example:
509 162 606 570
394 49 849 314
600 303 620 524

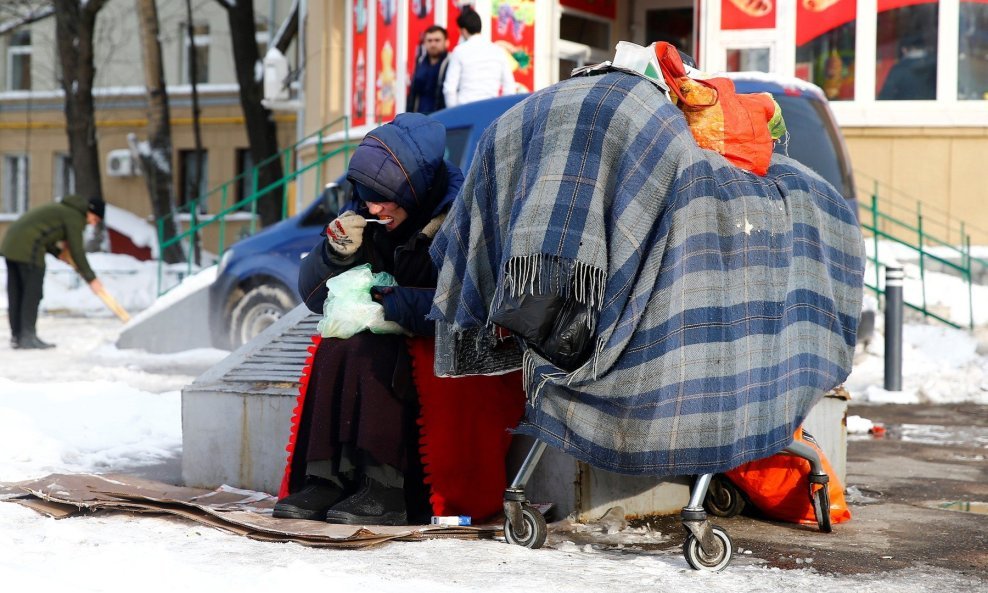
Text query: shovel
58 244 131 323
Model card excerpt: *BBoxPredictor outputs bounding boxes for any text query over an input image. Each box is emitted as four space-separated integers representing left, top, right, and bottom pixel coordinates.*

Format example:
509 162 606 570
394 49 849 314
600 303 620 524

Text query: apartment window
959 1 988 100
53 153 76 200
179 150 208 213
2 155 29 215
182 23 210 84
876 3 938 101
6 29 32 91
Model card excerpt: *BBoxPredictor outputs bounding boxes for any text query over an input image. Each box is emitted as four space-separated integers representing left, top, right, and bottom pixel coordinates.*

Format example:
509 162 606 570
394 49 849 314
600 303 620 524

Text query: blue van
210 76 866 348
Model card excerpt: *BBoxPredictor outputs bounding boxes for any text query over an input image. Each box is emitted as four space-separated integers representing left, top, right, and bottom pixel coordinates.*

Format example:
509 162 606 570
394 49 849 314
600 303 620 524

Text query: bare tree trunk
185 0 204 265
134 0 185 265
52 0 106 203
215 0 284 228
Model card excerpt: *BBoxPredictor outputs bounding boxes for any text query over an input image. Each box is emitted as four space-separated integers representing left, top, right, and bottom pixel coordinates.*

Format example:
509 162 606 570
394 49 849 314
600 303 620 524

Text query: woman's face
366 201 408 232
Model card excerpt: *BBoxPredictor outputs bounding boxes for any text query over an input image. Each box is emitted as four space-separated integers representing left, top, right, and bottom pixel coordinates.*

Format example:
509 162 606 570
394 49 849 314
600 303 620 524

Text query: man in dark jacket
276 113 463 525
1 194 106 349
406 25 449 114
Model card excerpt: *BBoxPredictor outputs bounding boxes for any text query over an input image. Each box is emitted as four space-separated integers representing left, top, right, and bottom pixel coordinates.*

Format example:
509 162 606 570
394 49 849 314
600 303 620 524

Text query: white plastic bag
317 264 407 339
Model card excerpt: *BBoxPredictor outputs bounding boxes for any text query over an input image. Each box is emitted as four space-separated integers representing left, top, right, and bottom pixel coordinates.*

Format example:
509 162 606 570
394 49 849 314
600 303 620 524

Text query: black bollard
884 265 903 391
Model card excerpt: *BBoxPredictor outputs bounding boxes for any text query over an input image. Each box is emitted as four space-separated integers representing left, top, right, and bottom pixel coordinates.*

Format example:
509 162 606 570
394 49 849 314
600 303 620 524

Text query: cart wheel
704 475 746 518
683 525 733 572
812 486 833 533
504 504 547 549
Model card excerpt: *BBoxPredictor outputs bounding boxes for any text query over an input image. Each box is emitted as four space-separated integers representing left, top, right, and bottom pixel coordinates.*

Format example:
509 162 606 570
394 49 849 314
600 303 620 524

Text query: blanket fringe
496 254 607 315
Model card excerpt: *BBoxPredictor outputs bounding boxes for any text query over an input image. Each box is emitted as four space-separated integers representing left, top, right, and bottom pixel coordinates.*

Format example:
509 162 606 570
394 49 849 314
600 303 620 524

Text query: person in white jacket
442 7 516 107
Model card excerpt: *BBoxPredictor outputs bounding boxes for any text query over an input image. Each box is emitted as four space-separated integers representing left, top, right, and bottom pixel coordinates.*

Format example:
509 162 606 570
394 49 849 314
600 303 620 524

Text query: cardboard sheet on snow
2 473 498 548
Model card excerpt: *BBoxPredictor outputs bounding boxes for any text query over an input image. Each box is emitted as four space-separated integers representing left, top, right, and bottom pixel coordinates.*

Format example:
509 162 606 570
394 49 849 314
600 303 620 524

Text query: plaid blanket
429 71 864 476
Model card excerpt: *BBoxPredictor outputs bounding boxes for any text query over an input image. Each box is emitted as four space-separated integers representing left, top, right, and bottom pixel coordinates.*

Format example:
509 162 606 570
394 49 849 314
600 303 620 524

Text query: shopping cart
500 437 833 572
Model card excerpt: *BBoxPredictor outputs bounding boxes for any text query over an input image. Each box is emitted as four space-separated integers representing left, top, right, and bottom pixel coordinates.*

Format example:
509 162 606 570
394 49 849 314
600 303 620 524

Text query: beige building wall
0 0 298 254
844 127 988 246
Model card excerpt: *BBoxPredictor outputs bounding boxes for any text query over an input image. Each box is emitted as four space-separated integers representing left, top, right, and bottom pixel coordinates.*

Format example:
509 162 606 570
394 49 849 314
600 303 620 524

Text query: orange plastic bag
724 428 852 526
653 42 783 176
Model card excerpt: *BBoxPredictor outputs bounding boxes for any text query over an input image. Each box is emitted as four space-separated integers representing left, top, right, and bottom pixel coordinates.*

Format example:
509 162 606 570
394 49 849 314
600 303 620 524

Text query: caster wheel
704 475 746 518
503 503 547 549
812 485 832 533
683 525 733 572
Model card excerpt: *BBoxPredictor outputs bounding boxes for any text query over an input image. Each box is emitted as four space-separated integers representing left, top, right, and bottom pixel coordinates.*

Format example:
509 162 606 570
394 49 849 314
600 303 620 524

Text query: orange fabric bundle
653 42 779 176
725 427 852 526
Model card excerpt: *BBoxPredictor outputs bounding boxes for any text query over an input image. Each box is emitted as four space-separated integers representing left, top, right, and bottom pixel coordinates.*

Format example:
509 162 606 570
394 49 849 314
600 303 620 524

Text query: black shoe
324 477 407 526
272 477 344 520
17 335 54 349
9 337 19 349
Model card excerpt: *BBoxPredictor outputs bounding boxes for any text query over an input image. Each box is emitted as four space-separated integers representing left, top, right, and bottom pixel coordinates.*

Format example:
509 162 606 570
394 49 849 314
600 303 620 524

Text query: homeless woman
272 113 462 525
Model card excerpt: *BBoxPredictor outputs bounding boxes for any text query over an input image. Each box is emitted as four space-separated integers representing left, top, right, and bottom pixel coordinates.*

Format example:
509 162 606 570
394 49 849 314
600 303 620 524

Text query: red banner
376 0 399 122
446 0 468 50
721 0 776 30
491 0 536 93
351 0 368 127
407 0 438 100
559 0 616 20
797 0 856 46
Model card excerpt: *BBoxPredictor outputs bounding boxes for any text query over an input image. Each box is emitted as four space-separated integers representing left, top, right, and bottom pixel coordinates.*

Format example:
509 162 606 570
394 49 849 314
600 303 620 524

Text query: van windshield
773 95 855 200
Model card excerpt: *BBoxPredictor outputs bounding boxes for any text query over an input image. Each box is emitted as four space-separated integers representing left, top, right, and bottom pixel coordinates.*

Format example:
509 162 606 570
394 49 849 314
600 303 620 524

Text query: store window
725 47 770 72
795 0 856 101
557 12 611 81
2 155 29 215
959 1 988 100
6 29 32 91
876 2 938 101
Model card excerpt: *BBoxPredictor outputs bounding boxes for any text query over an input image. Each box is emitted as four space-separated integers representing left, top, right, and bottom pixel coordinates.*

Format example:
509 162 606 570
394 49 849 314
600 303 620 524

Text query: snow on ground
0 254 986 592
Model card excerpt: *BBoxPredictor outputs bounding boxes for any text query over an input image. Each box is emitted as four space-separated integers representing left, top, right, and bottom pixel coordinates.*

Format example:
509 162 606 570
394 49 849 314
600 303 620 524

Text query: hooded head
87 196 106 221
346 113 452 225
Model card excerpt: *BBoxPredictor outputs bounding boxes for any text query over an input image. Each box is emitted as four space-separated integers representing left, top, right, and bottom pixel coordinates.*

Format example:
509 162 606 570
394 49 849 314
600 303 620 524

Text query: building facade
0 0 298 248
302 0 988 243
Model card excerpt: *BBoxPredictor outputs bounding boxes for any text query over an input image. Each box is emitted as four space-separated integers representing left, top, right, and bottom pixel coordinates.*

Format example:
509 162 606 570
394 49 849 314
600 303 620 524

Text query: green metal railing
859 185 988 330
156 116 353 294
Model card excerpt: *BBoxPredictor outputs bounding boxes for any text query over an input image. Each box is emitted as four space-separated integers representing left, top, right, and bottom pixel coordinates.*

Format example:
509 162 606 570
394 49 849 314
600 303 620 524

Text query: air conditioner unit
106 149 135 177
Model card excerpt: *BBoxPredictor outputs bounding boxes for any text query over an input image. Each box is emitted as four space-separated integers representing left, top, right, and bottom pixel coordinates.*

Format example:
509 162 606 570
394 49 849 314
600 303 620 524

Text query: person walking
2 194 105 349
442 7 516 108
407 25 450 114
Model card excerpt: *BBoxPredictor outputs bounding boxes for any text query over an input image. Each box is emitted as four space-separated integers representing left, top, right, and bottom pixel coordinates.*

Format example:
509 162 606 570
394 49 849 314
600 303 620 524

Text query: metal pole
884 264 904 392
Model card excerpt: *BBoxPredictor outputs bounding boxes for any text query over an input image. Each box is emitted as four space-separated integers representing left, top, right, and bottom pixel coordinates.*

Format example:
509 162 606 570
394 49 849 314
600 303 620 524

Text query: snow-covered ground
1 254 986 593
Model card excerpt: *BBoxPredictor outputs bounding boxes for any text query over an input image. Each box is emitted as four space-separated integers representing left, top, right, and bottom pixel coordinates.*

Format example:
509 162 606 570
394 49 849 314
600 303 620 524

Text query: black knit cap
88 196 106 220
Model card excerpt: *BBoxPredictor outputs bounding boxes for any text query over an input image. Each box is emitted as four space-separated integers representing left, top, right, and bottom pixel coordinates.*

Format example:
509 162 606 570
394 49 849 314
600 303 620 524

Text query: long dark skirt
288 332 428 517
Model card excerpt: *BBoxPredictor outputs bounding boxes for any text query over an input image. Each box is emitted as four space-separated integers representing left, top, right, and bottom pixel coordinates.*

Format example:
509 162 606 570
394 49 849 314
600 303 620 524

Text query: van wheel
229 285 296 348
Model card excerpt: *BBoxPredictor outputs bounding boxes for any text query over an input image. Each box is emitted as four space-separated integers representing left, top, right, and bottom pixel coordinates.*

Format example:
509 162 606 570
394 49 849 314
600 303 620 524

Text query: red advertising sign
351 0 369 127
721 0 776 30
797 0 856 46
491 0 536 93
559 0 616 20
376 0 399 121
446 0 469 50
407 0 437 91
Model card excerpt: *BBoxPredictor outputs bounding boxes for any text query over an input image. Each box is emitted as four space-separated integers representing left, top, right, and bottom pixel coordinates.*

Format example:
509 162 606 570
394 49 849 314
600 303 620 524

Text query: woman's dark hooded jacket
298 113 463 336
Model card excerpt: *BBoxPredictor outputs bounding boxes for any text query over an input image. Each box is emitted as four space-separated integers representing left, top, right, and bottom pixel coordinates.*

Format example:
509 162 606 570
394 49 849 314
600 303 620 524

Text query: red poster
559 0 616 20
797 0 857 46
376 0 399 122
491 0 536 93
721 0 776 30
407 0 437 91
877 0 937 10
446 0 470 50
351 0 369 127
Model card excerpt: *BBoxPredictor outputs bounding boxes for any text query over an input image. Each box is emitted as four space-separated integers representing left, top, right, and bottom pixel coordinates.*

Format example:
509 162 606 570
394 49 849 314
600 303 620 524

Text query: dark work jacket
0 194 97 282
407 53 449 114
299 113 464 336
298 210 448 336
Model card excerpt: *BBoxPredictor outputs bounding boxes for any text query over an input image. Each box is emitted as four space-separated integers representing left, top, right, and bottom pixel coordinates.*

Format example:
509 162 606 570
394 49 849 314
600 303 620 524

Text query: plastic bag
652 41 785 176
317 264 407 339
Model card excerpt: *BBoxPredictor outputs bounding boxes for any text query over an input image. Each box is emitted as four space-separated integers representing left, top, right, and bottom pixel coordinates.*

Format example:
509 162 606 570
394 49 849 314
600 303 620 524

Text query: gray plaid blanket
429 71 864 476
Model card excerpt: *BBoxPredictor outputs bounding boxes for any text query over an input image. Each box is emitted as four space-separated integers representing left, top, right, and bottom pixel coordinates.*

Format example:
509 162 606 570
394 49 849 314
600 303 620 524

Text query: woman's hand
326 211 367 257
